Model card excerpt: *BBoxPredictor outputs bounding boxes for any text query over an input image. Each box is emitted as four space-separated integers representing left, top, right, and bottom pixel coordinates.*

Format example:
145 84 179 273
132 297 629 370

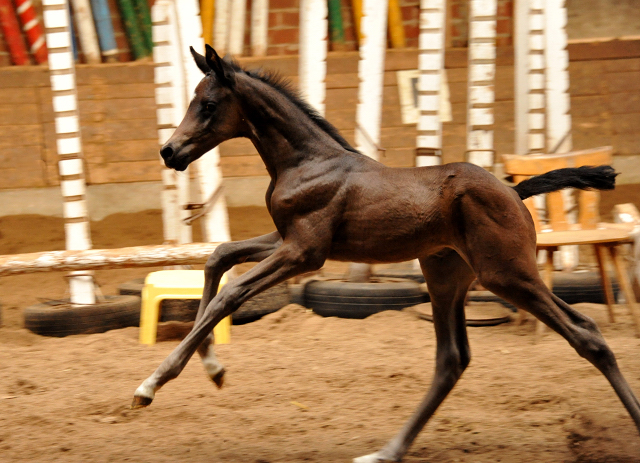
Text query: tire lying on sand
23 295 141 337
304 277 427 319
117 278 290 324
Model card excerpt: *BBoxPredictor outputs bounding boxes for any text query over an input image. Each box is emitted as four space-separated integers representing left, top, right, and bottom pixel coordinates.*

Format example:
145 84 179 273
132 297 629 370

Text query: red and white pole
15 0 48 64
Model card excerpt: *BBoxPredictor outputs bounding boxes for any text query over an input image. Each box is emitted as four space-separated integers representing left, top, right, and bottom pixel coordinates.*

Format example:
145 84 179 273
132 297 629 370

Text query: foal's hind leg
478 261 640 433
194 232 282 387
354 249 476 463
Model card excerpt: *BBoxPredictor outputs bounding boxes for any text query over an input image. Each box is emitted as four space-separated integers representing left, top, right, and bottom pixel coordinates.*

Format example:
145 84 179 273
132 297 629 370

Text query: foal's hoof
211 367 226 389
353 452 399 463
131 395 153 409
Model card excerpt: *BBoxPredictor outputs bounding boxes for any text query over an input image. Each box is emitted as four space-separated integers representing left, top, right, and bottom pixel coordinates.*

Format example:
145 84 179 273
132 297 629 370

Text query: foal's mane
226 60 361 155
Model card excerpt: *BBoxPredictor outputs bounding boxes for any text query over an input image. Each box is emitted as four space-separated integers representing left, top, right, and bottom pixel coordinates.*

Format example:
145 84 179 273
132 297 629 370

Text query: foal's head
160 45 246 171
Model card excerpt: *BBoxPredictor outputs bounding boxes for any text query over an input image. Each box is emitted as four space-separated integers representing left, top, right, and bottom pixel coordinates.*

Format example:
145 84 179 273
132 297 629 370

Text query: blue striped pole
90 0 118 61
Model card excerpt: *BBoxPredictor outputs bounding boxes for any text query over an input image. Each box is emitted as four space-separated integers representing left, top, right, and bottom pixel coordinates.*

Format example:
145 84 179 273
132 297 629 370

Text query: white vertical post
214 0 230 55
416 0 445 167
544 0 571 154
42 0 95 304
228 0 247 55
355 0 388 161
251 0 269 56
545 0 576 269
466 0 497 168
527 0 546 154
514 0 529 155
299 0 327 115
70 0 101 63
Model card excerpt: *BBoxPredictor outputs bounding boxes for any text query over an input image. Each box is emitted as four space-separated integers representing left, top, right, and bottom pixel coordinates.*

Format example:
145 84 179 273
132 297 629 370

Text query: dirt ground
1 199 640 463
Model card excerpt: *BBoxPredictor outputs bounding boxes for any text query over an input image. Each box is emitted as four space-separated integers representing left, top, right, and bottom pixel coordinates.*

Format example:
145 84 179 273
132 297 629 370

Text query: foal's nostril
160 145 174 161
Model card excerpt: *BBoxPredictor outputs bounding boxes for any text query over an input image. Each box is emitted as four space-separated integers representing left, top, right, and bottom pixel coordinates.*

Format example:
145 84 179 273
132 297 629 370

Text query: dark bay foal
133 45 640 462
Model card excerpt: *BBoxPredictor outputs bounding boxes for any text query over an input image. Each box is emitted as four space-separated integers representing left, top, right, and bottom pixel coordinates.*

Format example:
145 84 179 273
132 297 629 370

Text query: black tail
512 165 618 200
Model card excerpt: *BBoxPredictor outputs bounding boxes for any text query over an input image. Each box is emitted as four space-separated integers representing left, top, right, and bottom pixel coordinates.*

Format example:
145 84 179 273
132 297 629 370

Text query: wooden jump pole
70 0 101 63
250 0 268 56
42 0 95 304
415 0 446 167
355 0 388 161
177 0 231 243
466 0 497 168
15 0 48 64
299 0 328 115
0 0 29 65
0 243 221 277
90 0 119 61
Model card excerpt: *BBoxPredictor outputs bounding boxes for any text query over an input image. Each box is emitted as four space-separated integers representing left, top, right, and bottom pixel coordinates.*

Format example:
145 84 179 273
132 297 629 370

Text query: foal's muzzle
159 143 190 171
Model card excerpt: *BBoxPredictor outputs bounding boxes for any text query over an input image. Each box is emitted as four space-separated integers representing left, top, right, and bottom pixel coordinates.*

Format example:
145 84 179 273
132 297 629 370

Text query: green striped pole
327 0 345 48
117 0 149 58
132 0 153 52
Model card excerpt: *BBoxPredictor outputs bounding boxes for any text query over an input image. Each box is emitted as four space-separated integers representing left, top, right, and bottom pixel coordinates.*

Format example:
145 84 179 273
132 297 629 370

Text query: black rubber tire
304 278 427 319
118 278 290 324
23 295 141 337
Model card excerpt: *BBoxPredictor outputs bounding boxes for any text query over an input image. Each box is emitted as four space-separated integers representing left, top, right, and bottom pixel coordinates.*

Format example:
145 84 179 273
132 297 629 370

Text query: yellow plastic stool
139 270 230 345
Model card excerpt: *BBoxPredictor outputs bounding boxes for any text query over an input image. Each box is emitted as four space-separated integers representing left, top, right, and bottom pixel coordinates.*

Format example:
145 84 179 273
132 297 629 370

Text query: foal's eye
204 102 216 113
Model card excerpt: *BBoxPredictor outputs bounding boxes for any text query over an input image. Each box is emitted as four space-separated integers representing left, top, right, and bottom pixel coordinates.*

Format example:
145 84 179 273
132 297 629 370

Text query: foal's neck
238 76 348 177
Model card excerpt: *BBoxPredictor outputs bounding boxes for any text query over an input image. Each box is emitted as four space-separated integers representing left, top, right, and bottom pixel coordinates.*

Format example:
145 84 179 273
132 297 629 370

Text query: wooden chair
503 146 640 338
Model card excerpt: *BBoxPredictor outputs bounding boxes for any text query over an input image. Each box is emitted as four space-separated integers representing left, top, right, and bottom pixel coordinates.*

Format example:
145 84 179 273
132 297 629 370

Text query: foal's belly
328 191 451 263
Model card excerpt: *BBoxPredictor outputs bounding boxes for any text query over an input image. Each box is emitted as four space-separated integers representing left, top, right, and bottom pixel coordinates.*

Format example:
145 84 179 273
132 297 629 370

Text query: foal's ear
190 46 210 74
205 44 235 87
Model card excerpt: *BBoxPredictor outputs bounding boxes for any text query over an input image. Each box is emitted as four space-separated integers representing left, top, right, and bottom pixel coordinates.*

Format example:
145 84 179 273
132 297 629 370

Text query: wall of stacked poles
0 0 412 65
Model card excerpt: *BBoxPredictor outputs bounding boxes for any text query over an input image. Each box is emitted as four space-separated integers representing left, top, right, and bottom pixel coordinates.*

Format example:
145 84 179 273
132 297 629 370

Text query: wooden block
609 92 640 115
606 71 640 94
0 145 44 169
220 155 268 177
86 160 163 184
77 83 155 101
0 125 43 149
0 167 47 188
611 112 640 134
78 98 157 122
0 104 39 126
219 138 258 157
76 63 154 85
83 140 160 163
80 120 157 143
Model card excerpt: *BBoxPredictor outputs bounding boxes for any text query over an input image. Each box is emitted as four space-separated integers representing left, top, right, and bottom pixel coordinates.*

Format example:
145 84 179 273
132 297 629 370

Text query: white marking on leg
201 345 224 379
353 452 394 463
134 378 157 400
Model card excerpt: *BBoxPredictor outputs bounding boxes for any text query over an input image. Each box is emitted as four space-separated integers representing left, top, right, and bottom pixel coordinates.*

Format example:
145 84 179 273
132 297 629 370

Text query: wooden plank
77 83 156 100
81 119 157 143
606 71 640 94
0 87 38 104
568 38 640 62
219 138 258 157
609 92 640 115
83 139 161 163
0 66 48 88
611 113 640 134
0 166 47 188
613 133 640 155
0 104 39 126
0 125 43 148
503 147 612 176
602 57 640 73
0 146 44 169
78 98 157 121
86 160 163 184
220 155 268 177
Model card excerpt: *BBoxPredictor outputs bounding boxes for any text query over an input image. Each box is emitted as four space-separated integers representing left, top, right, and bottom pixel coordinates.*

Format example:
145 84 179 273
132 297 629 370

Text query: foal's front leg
194 232 282 387
132 241 322 408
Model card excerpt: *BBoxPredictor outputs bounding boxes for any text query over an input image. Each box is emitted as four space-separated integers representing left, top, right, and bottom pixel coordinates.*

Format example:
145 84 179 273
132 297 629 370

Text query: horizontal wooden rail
0 243 221 277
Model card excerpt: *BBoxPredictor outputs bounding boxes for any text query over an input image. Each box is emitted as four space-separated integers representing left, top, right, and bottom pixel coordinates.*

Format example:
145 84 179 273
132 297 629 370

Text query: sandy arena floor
1 206 640 462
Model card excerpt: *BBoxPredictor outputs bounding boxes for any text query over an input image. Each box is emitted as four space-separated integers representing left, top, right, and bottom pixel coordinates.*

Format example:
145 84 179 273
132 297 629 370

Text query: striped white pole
416 0 445 167
42 0 95 304
69 0 101 63
251 0 269 56
175 0 231 244
228 0 247 56
355 0 388 161
544 0 571 154
213 0 230 55
299 0 327 115
152 0 183 244
514 0 529 155
545 0 576 269
527 0 546 153
466 0 497 168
